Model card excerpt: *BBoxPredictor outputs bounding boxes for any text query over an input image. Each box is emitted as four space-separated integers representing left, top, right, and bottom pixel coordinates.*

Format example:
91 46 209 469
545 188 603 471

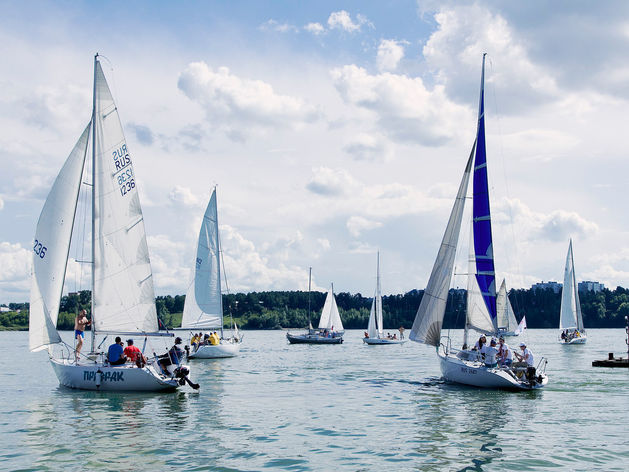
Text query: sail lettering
33 239 47 259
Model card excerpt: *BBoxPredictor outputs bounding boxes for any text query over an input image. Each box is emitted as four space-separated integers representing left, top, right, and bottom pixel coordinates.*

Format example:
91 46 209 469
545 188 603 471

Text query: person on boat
210 332 220 345
484 338 499 368
107 337 127 366
364 331 369 338
513 342 535 368
160 337 185 373
392 333 397 340
561 330 567 341
74 309 91 362
123 339 146 367
399 326 405 339
497 336 513 367
190 333 199 349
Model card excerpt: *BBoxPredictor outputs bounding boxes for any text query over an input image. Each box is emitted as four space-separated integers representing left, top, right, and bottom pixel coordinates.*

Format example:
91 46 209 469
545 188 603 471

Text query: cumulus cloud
377 39 406 71
343 133 391 162
346 216 382 237
168 185 203 207
422 4 559 112
178 62 319 139
537 210 599 242
0 242 30 293
0 196 4 211
305 22 325 35
317 238 331 250
331 64 471 145
147 234 191 294
306 167 359 197
328 10 361 32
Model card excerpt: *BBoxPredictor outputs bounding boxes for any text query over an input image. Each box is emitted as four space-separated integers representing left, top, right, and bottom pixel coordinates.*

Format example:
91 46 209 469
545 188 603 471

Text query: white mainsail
410 146 475 347
182 189 222 329
318 285 343 331
29 125 91 352
560 239 584 331
496 279 518 331
367 299 377 338
375 253 383 337
92 61 157 334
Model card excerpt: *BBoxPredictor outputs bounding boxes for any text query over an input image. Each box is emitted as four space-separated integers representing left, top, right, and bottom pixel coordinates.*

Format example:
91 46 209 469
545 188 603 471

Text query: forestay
182 189 222 329
92 61 158 334
410 146 475 347
29 125 90 352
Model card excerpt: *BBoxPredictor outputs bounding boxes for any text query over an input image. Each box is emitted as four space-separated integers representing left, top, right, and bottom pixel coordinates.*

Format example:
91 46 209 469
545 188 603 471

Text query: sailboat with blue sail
409 54 548 389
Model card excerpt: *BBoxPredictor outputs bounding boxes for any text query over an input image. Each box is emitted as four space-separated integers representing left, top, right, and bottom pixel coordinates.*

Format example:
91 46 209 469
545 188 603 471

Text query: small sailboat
409 54 548 390
29 54 195 391
558 239 587 344
495 279 520 337
363 252 406 345
181 188 242 358
287 272 344 344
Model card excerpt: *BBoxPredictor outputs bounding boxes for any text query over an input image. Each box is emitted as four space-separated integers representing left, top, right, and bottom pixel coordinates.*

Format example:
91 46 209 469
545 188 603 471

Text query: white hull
363 337 407 345
558 334 587 344
188 342 240 358
438 351 547 390
50 358 179 391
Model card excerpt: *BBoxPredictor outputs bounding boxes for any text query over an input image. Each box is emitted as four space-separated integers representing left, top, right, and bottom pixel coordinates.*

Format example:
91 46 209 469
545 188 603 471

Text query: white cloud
306 167 359 197
343 133 391 162
259 19 299 33
346 216 382 237
0 196 4 211
377 39 406 71
178 62 319 139
168 185 203 208
331 64 471 146
305 22 325 35
327 10 361 33
147 234 191 294
317 238 331 251
0 242 30 292
537 210 599 242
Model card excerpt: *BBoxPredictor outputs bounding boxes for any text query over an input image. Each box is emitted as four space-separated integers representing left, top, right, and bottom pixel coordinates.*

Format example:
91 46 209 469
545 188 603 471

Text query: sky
1 0 629 303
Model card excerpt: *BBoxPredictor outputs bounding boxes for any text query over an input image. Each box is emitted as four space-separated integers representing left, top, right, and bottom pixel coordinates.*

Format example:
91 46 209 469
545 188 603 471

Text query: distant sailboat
363 252 406 345
182 188 242 358
29 54 195 391
558 239 587 344
495 279 519 337
409 54 548 389
287 273 344 344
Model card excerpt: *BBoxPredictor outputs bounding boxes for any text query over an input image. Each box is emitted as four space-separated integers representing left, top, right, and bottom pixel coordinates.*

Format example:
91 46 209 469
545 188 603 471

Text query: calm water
1 329 627 471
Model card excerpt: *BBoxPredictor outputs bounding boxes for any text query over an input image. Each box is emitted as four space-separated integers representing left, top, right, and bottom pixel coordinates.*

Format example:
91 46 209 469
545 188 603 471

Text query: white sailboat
558 239 587 344
287 277 344 344
363 252 406 345
409 54 548 390
182 188 242 358
496 279 520 337
29 54 196 391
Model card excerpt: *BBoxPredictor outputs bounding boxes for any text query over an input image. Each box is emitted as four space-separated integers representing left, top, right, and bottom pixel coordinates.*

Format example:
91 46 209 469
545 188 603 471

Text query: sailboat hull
286 332 343 344
50 358 179 391
438 352 547 390
363 338 407 345
188 342 240 358
558 334 587 344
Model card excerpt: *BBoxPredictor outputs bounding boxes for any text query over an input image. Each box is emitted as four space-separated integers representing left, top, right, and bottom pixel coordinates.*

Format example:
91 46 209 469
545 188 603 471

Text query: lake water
1 328 627 471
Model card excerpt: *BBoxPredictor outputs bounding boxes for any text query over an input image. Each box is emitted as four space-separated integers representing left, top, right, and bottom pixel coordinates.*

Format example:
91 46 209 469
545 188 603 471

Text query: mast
90 53 98 352
216 186 224 339
308 267 312 327
376 251 381 335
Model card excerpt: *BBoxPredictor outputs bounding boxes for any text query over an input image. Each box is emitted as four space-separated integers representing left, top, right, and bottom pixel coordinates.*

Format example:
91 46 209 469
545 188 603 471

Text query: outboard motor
174 366 200 390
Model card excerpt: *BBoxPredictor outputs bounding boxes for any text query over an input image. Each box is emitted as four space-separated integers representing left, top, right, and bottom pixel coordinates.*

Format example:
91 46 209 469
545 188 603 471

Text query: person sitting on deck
108 337 127 366
484 338 499 368
124 339 146 367
364 331 369 338
159 337 184 373
497 337 513 367
513 342 535 368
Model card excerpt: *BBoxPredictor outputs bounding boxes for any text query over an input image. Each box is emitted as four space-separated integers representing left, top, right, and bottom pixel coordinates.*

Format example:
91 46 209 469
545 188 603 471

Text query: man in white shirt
497 336 513 366
484 338 499 367
514 342 535 367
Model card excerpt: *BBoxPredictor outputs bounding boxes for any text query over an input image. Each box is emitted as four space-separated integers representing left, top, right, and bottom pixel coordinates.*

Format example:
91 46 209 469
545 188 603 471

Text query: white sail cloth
466 224 496 335
560 240 584 331
182 189 222 329
318 287 343 331
92 61 158 334
410 146 475 347
496 279 518 331
29 125 90 352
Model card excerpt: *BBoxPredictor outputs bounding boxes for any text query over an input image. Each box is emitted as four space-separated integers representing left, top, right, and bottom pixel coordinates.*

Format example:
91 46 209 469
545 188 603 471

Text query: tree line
2 285 628 331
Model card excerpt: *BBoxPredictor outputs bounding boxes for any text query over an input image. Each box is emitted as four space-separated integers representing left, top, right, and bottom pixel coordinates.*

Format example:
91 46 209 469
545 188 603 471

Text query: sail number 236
33 239 47 258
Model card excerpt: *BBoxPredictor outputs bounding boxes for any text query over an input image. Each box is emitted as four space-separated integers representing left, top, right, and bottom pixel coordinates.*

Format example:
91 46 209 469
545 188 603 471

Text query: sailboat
29 54 195 391
287 275 344 344
181 188 242 358
558 239 587 344
363 252 406 345
495 279 520 337
409 54 548 389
